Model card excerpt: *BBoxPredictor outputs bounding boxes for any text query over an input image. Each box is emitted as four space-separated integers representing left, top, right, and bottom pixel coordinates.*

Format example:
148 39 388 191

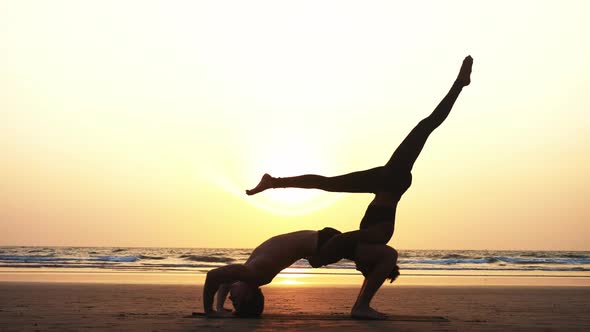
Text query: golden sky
1 1 588 250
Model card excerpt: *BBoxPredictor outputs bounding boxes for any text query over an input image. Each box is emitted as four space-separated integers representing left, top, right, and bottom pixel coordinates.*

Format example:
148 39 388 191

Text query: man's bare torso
244 230 317 285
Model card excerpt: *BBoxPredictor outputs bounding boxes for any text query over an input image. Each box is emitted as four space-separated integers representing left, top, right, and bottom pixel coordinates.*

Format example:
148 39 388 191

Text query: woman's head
356 262 400 283
355 246 399 283
229 281 265 317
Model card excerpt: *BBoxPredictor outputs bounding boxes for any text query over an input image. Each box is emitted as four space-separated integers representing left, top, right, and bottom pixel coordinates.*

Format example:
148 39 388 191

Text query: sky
1 1 588 250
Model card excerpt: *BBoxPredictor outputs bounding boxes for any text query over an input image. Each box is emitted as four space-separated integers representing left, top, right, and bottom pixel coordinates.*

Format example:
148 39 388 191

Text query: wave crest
179 255 234 263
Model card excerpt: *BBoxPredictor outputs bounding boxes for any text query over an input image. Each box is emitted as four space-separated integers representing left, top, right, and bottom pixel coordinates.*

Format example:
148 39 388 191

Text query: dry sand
1 282 589 331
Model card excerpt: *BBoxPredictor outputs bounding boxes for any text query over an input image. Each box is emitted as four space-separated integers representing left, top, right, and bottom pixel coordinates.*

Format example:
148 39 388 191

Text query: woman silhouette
247 56 473 267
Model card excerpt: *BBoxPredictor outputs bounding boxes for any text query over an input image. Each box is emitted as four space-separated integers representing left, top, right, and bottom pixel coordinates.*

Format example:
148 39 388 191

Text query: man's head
229 281 264 317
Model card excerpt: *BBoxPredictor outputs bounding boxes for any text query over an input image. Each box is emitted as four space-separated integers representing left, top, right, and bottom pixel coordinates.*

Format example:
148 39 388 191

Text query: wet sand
1 282 589 331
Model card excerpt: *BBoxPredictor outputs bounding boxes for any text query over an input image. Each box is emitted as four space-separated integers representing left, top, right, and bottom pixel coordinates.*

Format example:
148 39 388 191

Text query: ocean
1 247 589 277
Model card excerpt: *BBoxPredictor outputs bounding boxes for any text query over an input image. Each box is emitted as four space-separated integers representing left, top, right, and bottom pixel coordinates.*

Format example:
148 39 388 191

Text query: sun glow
207 135 344 215
273 271 310 285
206 167 343 216
249 136 341 212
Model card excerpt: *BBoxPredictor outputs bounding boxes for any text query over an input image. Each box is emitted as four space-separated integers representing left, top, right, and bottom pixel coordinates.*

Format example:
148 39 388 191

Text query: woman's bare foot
351 305 388 320
456 55 473 87
246 173 274 195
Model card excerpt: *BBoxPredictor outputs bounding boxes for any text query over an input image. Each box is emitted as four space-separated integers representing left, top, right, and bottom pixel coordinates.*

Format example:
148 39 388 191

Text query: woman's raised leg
246 56 473 196
385 56 473 172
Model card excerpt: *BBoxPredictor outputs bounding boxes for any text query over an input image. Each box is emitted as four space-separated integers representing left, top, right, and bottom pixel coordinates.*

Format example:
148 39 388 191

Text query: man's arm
216 284 231 312
203 264 257 315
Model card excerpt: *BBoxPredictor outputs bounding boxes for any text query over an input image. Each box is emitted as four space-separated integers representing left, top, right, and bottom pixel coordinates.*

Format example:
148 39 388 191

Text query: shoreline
1 270 590 287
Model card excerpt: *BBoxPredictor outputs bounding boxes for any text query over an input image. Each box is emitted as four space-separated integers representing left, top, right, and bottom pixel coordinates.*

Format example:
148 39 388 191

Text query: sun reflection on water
276 279 304 285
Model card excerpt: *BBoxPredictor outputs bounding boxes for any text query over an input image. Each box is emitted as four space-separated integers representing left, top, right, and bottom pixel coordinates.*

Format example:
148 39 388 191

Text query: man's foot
456 55 473 87
246 173 274 195
351 305 388 320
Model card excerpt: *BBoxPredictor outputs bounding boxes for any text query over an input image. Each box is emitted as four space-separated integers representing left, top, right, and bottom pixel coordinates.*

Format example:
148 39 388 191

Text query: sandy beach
1 281 589 331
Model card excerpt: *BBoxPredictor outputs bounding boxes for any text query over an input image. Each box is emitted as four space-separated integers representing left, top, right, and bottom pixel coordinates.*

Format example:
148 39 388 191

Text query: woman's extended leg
246 167 384 195
385 55 473 172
